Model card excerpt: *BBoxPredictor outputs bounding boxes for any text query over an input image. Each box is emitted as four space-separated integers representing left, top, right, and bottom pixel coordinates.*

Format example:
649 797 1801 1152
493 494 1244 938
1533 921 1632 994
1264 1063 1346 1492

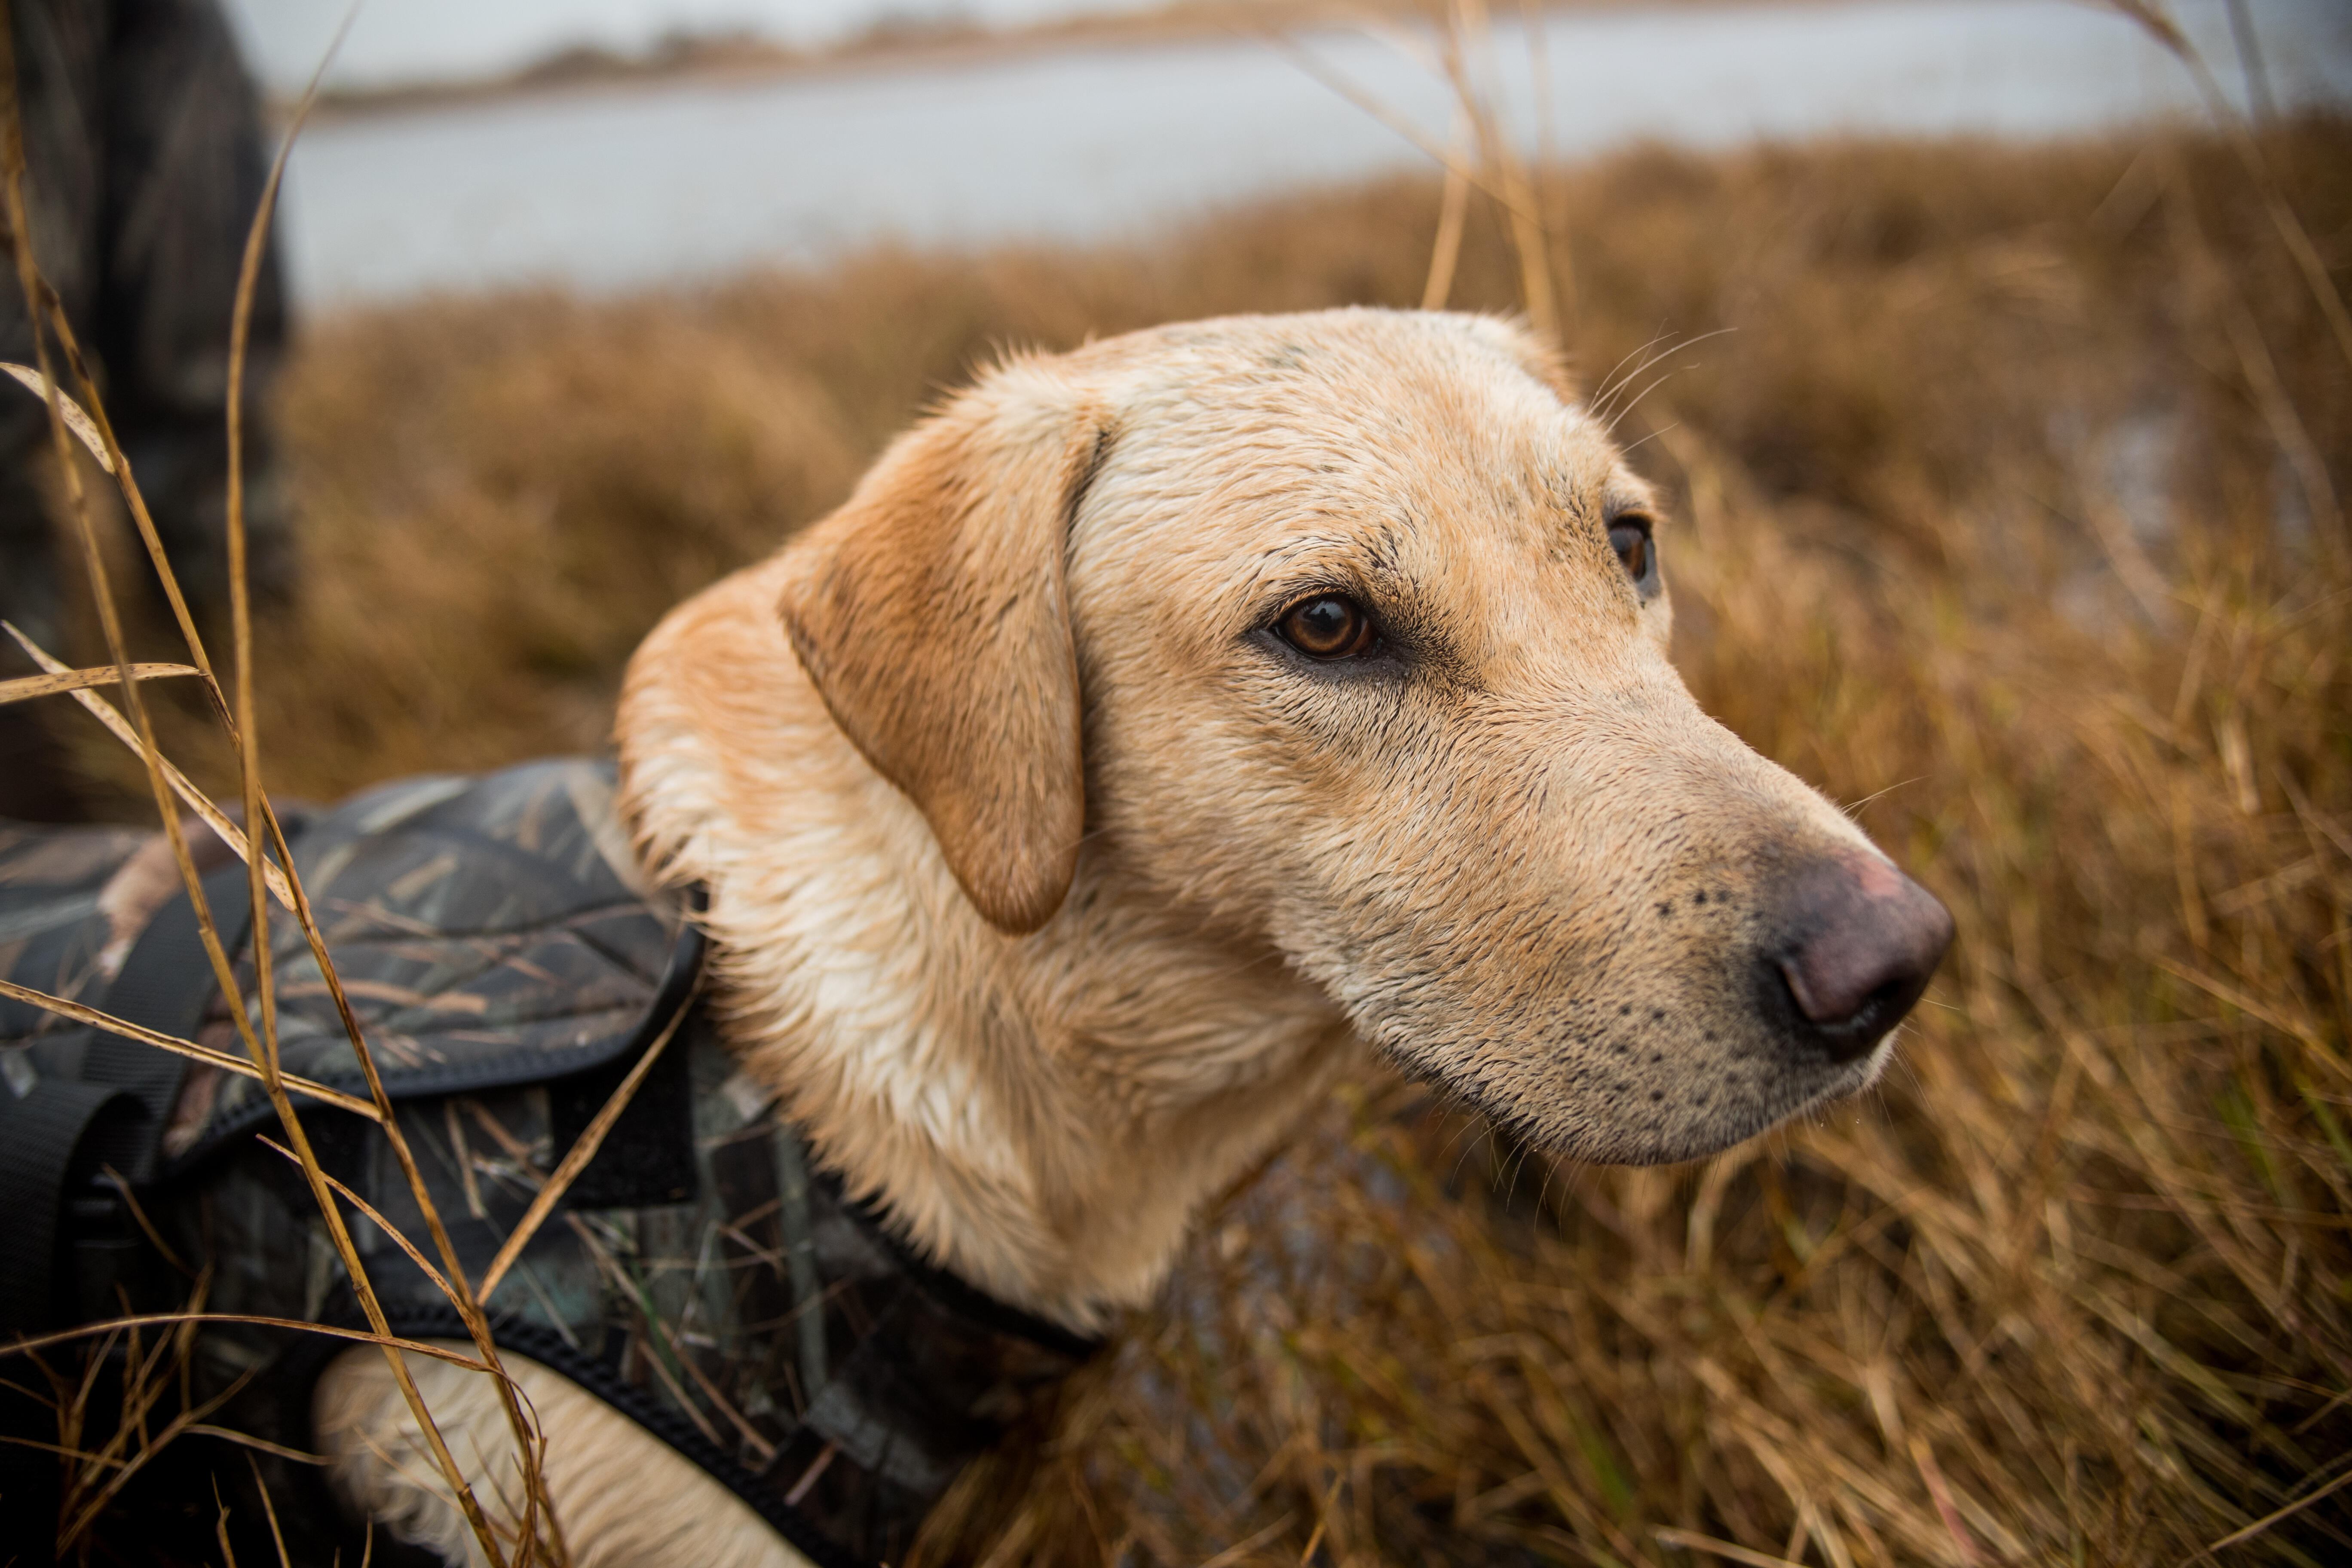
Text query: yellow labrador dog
315 309 1950 1565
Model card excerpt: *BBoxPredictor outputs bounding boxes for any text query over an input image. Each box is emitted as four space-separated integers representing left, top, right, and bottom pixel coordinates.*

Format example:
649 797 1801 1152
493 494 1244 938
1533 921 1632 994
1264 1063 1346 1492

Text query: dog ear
775 360 1105 934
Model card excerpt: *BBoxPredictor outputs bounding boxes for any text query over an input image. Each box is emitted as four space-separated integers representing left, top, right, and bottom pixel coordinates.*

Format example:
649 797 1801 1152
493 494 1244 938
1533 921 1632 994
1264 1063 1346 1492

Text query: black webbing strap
0 855 266 1335
0 1082 141 1333
85 856 267 1179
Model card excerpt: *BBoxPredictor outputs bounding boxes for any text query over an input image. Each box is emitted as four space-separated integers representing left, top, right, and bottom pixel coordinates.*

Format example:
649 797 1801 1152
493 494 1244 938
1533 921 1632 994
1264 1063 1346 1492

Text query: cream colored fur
317 1342 795 1568
318 309 1913 1564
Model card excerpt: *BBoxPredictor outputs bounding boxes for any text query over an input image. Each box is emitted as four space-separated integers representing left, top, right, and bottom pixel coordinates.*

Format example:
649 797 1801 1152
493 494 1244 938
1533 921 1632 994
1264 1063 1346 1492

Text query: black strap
0 1081 141 1332
0 851 273 1335
85 855 268 1179
824 1173 1103 1360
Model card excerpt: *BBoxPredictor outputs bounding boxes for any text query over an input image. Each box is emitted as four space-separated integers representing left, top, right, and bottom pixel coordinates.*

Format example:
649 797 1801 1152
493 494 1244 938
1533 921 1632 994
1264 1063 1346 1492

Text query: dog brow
1242 527 1408 596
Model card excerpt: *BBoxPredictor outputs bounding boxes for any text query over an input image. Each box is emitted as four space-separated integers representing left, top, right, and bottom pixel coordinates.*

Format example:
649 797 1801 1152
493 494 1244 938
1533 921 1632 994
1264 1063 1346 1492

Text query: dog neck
619 560 1356 1333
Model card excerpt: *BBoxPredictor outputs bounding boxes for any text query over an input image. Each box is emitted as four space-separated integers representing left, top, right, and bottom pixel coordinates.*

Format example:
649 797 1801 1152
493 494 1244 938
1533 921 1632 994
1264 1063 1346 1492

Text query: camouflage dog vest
0 760 1096 1567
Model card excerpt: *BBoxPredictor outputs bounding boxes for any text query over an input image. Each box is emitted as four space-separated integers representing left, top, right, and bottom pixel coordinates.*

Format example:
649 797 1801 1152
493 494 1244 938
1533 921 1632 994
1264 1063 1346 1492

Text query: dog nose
1768 852 1954 1062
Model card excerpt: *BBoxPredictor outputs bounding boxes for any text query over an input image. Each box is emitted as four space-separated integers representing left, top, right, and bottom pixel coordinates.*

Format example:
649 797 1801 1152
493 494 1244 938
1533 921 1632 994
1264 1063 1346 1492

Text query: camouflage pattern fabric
2 759 684 1136
0 760 1097 1567
0 819 154 1071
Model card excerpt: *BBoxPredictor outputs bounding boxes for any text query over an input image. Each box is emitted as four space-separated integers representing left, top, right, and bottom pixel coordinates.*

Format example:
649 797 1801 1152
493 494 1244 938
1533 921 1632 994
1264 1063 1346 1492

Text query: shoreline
291 0 1825 126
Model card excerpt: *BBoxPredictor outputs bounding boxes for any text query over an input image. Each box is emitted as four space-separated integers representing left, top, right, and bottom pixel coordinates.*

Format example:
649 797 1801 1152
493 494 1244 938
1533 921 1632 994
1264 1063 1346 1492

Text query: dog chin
1425 1029 1900 1170
1629 1034 1898 1166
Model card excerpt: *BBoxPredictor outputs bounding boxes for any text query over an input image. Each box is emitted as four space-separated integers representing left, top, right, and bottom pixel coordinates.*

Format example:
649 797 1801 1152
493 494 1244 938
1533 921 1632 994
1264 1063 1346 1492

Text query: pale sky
220 0 1174 91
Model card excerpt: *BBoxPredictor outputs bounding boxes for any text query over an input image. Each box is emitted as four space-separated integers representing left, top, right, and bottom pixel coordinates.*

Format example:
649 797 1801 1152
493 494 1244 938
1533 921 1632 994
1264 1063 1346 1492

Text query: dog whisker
1616 421 1682 460
1589 335 1685 420
1586 325 1677 410
1605 361 1699 436
1590 327 1735 425
1838 778 1923 817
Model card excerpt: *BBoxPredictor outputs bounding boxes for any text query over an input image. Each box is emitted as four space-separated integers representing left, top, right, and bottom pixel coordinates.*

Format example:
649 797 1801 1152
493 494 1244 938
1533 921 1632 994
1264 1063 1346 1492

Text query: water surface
276 0 2352 304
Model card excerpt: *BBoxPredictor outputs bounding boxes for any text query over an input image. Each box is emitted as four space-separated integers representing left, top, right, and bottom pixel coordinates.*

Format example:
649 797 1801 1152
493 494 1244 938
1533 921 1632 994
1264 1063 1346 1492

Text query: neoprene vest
0 759 1096 1567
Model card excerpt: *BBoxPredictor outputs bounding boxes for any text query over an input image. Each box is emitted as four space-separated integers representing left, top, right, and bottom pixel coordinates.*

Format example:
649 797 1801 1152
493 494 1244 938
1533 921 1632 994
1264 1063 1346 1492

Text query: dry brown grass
38 103 2352 1567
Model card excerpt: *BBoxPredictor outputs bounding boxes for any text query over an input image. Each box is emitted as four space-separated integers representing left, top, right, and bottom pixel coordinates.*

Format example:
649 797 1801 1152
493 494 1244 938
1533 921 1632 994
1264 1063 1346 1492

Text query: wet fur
319 309 1902 1563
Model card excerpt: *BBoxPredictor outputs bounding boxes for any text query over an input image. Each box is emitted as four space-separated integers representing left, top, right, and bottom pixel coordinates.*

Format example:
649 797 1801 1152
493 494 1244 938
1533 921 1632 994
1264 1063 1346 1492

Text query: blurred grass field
51 110 2352 1564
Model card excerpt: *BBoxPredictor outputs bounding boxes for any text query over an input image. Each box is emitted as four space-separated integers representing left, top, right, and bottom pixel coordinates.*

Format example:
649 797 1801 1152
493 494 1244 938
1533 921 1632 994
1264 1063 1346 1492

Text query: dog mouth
1778 976 1923 1064
1373 987 1900 1170
1325 848 1954 1167
1511 1047 1892 1167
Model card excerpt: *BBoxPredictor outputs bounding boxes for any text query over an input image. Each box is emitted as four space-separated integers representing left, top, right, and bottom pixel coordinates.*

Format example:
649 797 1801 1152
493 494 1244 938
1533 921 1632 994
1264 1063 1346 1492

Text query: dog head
776 308 1950 1165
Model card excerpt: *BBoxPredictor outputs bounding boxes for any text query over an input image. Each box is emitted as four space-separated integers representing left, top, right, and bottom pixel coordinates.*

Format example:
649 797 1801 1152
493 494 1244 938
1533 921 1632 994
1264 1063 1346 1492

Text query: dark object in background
0 0 291 822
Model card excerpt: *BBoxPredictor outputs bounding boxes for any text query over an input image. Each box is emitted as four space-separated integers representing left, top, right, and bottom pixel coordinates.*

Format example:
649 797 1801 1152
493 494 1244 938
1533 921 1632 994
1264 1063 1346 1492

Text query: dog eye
1608 517 1655 585
1276 594 1376 659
